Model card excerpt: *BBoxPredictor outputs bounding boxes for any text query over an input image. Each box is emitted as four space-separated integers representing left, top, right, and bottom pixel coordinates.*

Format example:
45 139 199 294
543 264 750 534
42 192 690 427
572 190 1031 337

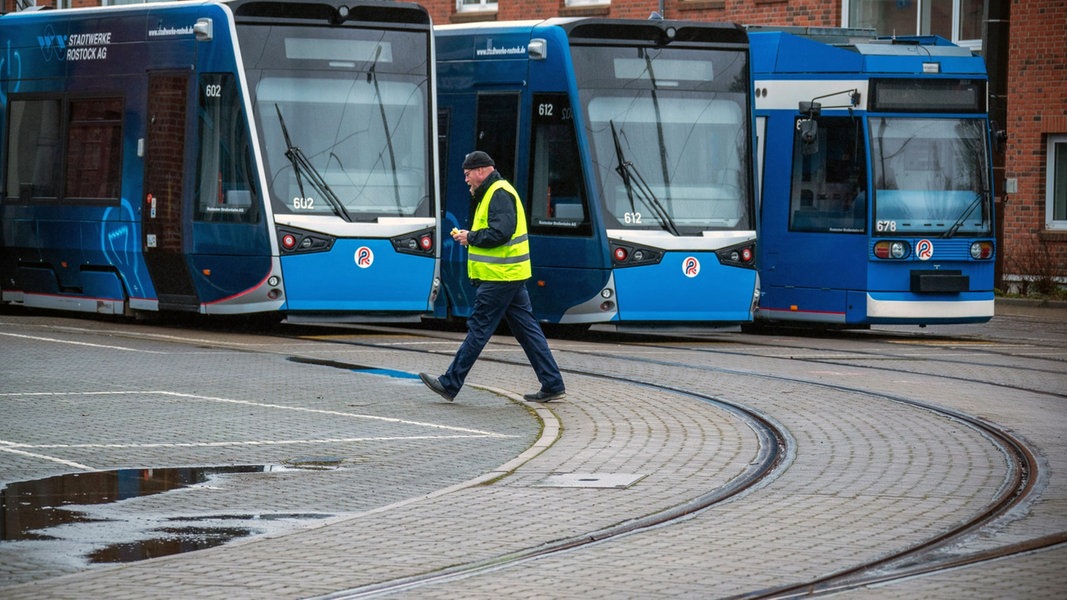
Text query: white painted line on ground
1 390 512 438
5 435 500 450
0 331 165 353
0 441 94 470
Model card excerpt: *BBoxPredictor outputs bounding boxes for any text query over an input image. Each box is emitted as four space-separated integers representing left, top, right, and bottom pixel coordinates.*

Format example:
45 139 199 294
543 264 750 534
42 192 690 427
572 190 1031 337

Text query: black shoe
419 373 454 402
523 389 566 403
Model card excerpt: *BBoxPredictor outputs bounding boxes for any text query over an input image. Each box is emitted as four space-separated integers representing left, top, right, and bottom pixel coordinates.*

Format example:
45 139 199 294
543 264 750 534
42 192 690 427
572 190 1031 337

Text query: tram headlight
715 241 757 269
610 242 663 267
874 240 909 259
890 241 907 259
390 228 436 256
970 241 994 260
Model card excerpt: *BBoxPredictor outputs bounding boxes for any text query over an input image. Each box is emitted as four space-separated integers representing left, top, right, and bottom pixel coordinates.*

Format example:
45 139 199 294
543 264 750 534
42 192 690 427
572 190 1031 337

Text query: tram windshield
237 25 432 221
871 117 991 237
572 45 751 233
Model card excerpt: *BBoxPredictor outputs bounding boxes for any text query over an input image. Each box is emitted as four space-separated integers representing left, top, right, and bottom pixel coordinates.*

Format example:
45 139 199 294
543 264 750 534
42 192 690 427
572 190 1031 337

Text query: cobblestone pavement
1 300 1065 598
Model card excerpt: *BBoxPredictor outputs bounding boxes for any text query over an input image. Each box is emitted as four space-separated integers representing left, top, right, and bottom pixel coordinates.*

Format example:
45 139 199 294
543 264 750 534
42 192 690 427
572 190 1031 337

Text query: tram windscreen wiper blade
610 120 638 216
275 104 352 223
609 120 680 236
942 190 984 239
367 44 402 211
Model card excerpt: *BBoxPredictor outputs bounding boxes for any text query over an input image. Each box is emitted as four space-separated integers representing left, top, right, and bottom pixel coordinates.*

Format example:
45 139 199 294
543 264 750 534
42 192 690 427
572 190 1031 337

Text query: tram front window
572 45 751 233
238 27 432 221
871 117 990 236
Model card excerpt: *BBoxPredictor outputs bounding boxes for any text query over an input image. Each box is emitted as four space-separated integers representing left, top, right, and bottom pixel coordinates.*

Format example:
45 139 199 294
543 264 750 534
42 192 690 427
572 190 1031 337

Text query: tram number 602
205 84 222 98
293 197 315 210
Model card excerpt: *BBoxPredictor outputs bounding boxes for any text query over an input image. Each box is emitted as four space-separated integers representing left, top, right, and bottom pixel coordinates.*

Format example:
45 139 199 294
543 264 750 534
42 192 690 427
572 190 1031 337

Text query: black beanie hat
462 151 495 169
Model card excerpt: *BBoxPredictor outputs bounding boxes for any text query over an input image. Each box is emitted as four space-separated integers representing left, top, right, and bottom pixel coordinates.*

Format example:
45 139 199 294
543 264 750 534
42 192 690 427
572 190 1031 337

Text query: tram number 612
624 212 643 224
537 102 572 120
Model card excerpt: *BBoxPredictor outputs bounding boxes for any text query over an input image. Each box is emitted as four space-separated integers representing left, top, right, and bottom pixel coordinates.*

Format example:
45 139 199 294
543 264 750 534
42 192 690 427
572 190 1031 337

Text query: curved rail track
282 322 1061 598
3 310 1064 598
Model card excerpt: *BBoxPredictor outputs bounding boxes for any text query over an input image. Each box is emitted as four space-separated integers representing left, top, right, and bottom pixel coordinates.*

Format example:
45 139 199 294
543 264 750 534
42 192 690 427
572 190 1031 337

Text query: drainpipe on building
984 0 1010 290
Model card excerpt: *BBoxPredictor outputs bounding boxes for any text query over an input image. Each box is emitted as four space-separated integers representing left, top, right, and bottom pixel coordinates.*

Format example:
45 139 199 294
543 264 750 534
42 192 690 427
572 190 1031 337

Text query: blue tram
750 27 995 327
0 0 439 320
434 18 759 329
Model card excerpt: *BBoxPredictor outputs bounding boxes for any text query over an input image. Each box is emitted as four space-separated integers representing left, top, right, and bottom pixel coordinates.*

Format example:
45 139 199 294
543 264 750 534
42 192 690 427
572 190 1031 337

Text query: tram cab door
143 72 200 310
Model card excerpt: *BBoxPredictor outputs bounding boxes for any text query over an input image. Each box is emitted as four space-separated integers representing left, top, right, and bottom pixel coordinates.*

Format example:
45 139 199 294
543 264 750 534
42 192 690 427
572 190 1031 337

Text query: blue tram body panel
279 239 436 313
751 27 996 327
1 1 440 319
613 252 757 323
436 19 759 327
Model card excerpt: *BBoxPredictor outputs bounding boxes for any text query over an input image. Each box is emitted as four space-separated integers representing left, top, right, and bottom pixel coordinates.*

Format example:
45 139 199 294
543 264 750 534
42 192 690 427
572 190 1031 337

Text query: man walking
419 151 566 403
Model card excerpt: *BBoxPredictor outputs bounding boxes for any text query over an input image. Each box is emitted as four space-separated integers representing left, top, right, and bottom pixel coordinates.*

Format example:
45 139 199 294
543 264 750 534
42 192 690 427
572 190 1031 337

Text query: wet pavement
1 300 1066 598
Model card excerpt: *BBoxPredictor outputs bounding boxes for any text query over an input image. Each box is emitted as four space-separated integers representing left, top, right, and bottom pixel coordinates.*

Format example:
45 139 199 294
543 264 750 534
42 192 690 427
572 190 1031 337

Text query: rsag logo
916 239 934 261
682 256 700 278
354 246 374 268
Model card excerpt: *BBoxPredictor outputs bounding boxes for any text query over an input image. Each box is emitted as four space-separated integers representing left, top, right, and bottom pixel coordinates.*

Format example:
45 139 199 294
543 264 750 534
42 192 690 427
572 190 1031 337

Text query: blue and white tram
434 18 759 328
0 0 440 320
750 27 995 327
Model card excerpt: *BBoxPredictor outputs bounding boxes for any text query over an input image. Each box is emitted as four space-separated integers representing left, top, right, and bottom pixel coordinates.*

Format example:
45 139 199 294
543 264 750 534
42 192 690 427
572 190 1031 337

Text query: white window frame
565 0 611 7
456 0 497 13
1047 134 1067 230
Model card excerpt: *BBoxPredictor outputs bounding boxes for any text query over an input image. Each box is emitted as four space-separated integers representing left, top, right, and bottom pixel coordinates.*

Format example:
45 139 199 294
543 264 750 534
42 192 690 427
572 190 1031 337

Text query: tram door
144 72 199 310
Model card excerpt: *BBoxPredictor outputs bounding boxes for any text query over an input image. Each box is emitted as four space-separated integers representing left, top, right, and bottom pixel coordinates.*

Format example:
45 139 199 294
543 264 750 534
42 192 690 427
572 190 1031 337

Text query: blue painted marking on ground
351 368 420 380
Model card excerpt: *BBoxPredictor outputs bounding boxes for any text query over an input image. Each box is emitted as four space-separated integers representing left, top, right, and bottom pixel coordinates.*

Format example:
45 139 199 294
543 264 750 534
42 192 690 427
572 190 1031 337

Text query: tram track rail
287 323 1055 598
3 314 1058 596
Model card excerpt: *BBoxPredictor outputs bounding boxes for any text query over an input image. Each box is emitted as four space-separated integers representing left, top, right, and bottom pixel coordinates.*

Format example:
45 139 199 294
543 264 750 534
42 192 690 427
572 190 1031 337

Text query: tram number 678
876 220 897 232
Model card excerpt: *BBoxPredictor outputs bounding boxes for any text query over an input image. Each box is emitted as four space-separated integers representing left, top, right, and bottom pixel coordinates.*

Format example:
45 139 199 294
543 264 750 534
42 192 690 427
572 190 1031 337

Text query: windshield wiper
942 189 985 239
643 50 672 205
275 104 352 223
609 120 680 236
367 44 402 211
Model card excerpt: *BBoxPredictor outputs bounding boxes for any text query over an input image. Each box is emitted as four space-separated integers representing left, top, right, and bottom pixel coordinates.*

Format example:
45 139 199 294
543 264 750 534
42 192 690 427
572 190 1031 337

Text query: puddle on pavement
0 465 333 564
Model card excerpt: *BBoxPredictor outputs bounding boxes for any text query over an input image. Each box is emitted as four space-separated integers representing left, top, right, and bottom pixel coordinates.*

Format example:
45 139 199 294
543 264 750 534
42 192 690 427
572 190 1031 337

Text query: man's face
464 166 489 193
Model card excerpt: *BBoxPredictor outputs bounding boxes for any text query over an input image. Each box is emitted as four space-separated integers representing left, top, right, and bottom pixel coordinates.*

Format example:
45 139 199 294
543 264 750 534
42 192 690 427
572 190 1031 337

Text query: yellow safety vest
467 179 532 281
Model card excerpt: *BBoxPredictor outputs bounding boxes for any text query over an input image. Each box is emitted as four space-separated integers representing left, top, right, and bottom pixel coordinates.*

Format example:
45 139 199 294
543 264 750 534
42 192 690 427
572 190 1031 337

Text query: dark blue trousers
439 280 564 397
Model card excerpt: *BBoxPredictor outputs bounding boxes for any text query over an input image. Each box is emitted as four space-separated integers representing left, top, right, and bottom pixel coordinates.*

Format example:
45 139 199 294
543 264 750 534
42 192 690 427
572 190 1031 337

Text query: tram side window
65 98 123 201
789 116 866 233
195 74 259 223
528 93 590 236
4 98 120 204
5 99 61 202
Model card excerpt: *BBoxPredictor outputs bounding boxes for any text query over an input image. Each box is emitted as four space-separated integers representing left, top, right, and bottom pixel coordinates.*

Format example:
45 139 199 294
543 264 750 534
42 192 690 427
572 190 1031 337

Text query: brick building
2 0 1064 293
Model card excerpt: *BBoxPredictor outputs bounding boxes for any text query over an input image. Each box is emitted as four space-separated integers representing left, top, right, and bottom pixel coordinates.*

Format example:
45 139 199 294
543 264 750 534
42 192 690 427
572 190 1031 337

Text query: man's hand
452 228 469 247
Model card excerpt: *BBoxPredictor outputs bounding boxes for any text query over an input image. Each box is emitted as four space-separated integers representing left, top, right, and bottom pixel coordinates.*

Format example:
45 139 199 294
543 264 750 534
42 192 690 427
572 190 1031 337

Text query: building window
844 0 983 50
1048 134 1067 230
566 0 611 6
456 0 497 12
